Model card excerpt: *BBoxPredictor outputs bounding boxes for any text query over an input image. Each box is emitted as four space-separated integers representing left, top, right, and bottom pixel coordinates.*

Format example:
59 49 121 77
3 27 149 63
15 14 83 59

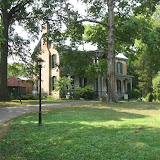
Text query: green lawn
1 102 160 160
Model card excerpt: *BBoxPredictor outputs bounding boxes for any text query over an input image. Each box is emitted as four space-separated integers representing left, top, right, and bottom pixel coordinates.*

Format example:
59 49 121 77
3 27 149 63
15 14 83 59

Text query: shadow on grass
1 104 160 159
49 108 146 122
109 101 160 110
1 120 160 159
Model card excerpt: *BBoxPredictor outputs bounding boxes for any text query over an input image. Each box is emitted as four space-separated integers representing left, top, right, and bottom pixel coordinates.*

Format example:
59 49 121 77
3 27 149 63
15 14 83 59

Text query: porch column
82 78 84 86
120 79 124 93
101 78 103 95
115 79 117 92
98 76 100 97
130 79 132 90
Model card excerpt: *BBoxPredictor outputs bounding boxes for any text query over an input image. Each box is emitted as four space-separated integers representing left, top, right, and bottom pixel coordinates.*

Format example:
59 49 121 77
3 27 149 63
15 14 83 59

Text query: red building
8 76 33 98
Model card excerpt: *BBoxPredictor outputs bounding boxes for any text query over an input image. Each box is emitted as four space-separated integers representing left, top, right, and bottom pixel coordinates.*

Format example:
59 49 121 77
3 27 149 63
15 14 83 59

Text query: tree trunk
107 0 117 103
0 7 9 101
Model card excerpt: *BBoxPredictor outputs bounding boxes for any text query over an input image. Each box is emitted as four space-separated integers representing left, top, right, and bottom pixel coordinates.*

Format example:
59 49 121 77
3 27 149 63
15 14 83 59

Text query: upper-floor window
117 62 123 74
52 54 57 68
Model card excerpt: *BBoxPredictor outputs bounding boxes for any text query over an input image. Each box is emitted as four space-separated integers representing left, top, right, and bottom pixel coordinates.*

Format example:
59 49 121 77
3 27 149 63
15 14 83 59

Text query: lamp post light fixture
38 58 43 126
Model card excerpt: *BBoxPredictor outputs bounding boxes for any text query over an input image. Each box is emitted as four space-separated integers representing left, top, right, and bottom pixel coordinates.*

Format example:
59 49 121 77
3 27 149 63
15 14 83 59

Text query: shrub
32 96 39 100
152 71 160 93
21 94 39 100
153 93 157 101
73 86 95 100
81 86 95 100
73 89 81 100
21 95 28 100
26 94 34 100
9 95 15 100
46 95 55 100
157 93 160 101
126 89 141 99
54 77 73 99
147 93 154 102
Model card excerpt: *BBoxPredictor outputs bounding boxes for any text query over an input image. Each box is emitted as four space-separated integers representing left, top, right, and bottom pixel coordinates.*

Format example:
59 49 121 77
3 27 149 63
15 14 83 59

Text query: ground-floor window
71 76 74 89
117 80 121 92
79 77 87 87
52 76 57 90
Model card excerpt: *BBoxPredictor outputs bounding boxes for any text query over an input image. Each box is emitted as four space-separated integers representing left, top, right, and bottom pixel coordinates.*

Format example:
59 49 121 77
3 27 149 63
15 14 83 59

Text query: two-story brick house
33 26 133 100
33 26 61 98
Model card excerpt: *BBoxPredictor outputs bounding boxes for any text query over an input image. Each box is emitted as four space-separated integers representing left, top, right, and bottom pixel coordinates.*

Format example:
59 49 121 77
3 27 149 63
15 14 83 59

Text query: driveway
0 101 99 125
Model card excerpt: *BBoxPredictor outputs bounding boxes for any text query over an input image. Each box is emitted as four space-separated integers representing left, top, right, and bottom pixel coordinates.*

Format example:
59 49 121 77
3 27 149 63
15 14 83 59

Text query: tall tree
77 0 159 102
0 0 77 101
77 0 117 102
107 0 116 102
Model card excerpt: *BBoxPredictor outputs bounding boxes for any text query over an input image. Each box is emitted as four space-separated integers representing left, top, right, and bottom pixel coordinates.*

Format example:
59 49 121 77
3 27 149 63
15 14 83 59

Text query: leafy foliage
59 48 108 83
54 76 73 99
73 86 95 100
153 93 157 101
158 93 160 101
8 63 26 78
21 94 39 100
126 89 141 99
59 49 95 77
83 24 108 49
0 0 80 101
148 93 154 102
85 59 108 83
152 71 160 94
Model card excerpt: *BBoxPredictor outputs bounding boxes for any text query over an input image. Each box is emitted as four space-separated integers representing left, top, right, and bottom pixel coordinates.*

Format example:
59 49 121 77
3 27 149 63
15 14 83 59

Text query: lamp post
38 58 43 126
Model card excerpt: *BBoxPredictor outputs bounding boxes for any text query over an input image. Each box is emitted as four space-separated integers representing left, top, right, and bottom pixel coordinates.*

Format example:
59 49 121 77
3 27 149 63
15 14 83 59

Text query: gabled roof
8 76 26 87
116 53 128 60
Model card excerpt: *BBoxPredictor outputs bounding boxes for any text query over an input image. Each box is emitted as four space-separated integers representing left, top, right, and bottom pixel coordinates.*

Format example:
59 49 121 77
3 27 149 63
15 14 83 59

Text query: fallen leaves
134 127 143 133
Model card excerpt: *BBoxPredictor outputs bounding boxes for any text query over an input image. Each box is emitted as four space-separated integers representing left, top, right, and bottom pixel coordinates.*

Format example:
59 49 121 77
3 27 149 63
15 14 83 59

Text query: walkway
0 101 99 125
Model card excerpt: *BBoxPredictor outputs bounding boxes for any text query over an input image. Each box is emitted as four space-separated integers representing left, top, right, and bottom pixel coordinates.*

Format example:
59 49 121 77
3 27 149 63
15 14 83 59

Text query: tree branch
76 19 108 27
8 0 30 19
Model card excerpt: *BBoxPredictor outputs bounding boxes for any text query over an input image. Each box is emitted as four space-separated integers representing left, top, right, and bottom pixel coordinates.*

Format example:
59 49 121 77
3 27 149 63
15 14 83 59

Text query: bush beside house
126 89 141 99
73 86 95 100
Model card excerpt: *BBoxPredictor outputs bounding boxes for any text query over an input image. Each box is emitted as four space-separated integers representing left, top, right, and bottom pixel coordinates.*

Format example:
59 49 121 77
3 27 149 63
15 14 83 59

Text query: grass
1 102 160 159
0 99 84 109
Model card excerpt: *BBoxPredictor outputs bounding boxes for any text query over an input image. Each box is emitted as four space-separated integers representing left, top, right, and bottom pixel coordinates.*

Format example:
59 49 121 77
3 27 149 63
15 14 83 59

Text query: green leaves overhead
132 0 160 16
7 62 26 78
152 71 160 94
65 23 85 43
84 24 108 49
87 1 104 19
59 49 95 77
59 48 108 83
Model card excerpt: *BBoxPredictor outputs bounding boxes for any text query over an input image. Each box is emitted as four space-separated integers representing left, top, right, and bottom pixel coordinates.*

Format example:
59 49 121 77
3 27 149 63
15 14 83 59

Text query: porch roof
116 74 133 80
116 53 128 61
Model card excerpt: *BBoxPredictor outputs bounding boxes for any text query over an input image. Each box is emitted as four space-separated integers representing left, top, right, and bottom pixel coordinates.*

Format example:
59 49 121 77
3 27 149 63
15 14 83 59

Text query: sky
8 0 97 64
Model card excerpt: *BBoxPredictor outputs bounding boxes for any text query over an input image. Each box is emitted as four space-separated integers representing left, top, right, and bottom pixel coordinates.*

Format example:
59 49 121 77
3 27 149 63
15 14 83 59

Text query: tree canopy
8 62 26 78
59 48 108 84
0 0 79 101
1 0 160 101
77 0 160 99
